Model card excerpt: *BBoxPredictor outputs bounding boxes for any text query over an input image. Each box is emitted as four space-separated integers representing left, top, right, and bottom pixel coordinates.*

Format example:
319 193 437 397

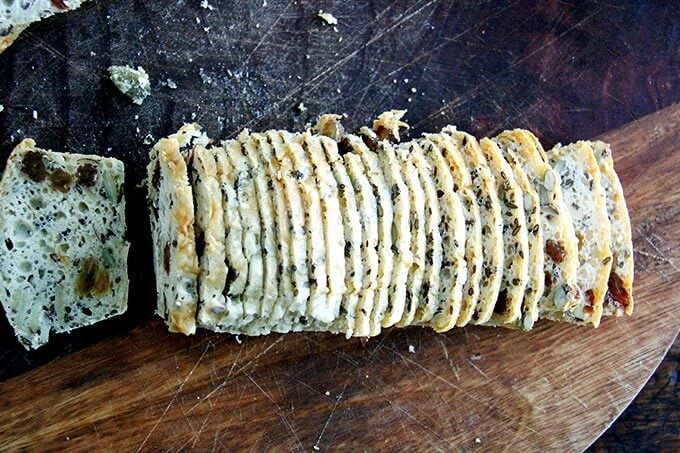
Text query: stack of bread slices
146 111 633 338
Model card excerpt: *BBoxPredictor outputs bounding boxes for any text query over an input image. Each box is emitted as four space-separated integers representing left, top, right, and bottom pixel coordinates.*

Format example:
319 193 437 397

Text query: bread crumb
318 10 338 26
235 335 242 344
470 354 483 361
408 344 415 353
410 87 417 93
313 446 320 451
325 391 330 396
32 110 38 120
108 65 151 105
166 78 178 89
475 437 482 444
0 105 3 113
200 0 214 10
297 102 307 113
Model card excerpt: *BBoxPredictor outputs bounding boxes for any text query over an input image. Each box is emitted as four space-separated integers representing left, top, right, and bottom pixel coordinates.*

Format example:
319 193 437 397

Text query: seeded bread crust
394 143 426 328
343 151 379 337
319 135 363 337
375 140 413 328
493 132 544 330
0 139 129 349
426 133 483 328
420 137 467 332
442 128 504 324
408 142 443 325
349 135 394 336
591 141 634 317
192 145 229 329
547 142 612 327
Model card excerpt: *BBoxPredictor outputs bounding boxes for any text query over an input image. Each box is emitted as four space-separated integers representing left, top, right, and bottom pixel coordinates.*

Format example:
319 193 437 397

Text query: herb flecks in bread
0 139 129 350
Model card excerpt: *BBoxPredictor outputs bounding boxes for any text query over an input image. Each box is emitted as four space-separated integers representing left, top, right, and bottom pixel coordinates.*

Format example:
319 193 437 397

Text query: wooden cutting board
0 102 678 451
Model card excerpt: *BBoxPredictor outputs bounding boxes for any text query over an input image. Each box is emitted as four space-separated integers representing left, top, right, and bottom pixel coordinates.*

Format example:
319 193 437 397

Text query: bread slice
267 131 310 331
424 133 483 328
492 132 544 330
394 143 426 328
240 131 280 333
222 137 264 326
494 130 580 319
407 141 443 325
191 144 229 328
442 127 504 324
477 138 529 326
374 139 413 328
419 137 467 332
546 141 613 327
0 1 89 54
212 146 248 324
303 132 346 327
343 151 379 337
147 124 202 335
280 131 333 326
0 139 129 349
319 135 363 337
251 132 296 331
591 141 634 316
346 134 394 336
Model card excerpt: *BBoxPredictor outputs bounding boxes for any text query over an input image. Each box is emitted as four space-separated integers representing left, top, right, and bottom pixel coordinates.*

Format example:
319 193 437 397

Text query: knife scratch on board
137 342 211 452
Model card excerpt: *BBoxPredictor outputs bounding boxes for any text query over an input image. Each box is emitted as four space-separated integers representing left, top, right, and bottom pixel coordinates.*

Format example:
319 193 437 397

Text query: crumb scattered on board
108 65 151 105
0 104 4 113
297 102 307 113
408 344 416 353
318 10 338 26
200 0 214 11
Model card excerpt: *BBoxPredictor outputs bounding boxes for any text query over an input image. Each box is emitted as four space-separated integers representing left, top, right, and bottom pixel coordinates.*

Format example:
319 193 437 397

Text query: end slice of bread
146 124 203 335
0 138 129 349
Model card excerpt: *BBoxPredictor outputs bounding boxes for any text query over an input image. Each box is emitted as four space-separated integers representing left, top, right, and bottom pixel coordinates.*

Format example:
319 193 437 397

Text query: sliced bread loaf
147 124 203 335
591 141 634 317
0 139 129 349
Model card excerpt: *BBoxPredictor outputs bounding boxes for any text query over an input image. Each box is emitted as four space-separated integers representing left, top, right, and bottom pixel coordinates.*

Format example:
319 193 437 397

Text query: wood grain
0 103 678 451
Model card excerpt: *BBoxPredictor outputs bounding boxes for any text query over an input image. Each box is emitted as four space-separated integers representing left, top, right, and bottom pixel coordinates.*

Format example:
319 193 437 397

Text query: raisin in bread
0 139 129 349
1 0 89 53
146 124 203 335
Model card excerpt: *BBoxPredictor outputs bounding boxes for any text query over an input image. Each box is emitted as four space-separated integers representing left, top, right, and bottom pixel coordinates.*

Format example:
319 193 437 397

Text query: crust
0 26 26 54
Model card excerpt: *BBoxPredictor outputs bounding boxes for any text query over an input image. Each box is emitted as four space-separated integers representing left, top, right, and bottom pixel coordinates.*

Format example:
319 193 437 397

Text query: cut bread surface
0 139 129 349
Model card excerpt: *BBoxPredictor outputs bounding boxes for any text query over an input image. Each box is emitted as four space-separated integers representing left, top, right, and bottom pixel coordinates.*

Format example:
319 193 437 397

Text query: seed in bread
547 142 612 327
0 139 129 349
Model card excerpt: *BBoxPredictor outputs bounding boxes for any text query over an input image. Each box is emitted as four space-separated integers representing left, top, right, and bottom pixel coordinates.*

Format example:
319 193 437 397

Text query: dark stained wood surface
0 1 678 450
